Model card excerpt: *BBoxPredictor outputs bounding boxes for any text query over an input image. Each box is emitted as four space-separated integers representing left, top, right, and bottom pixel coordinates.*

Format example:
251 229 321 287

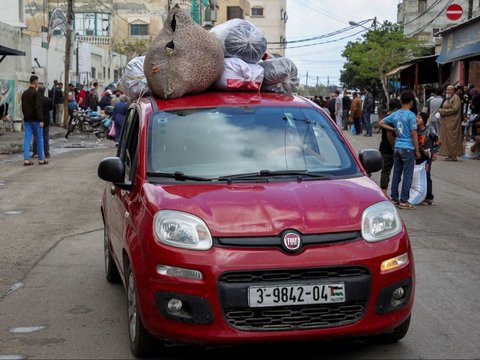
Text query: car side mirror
359 149 383 174
98 157 128 186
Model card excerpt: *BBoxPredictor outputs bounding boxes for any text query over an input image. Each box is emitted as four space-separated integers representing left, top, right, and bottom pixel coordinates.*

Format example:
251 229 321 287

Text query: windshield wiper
217 170 332 182
147 171 213 182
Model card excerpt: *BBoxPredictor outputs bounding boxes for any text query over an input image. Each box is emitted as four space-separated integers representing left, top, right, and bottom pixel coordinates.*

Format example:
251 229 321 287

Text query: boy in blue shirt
379 91 421 209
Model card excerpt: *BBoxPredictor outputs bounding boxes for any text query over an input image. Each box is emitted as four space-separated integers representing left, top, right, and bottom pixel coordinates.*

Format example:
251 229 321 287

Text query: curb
0 128 66 155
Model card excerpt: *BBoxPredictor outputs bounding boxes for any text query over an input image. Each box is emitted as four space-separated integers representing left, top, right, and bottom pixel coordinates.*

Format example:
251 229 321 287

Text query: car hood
143 177 385 236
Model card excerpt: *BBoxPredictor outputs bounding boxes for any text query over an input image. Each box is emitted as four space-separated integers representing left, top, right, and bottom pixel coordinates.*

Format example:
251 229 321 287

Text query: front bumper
134 234 414 345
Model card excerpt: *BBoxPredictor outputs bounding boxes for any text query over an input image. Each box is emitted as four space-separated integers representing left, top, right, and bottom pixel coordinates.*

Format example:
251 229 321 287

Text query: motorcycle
65 106 112 139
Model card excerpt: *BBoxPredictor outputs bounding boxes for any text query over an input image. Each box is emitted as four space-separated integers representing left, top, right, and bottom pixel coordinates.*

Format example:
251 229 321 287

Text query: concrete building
397 0 480 47
246 0 287 57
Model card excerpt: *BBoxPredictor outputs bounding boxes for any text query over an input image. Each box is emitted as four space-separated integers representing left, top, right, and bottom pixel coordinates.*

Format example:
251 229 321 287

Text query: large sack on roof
210 19 267 64
214 58 264 92
259 57 299 95
118 56 150 99
144 5 224 99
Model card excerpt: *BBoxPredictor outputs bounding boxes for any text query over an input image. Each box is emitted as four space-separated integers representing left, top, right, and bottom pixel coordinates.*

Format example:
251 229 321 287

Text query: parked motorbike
65 107 112 139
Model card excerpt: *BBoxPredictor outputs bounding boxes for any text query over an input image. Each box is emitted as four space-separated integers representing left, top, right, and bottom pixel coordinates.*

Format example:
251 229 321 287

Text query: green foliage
340 21 427 97
114 39 151 62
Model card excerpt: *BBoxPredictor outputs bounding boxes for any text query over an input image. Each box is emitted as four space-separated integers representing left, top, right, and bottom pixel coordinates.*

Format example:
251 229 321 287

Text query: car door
108 108 140 273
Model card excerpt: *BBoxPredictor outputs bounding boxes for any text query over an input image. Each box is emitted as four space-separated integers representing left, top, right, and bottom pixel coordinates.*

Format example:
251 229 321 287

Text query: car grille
219 266 369 283
218 266 370 331
225 302 366 331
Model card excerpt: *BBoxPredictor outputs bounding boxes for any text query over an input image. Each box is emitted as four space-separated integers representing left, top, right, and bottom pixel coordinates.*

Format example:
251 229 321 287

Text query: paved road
0 131 479 359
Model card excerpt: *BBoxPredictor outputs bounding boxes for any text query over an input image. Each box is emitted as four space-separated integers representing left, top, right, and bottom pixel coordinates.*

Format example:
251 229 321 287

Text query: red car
98 92 414 357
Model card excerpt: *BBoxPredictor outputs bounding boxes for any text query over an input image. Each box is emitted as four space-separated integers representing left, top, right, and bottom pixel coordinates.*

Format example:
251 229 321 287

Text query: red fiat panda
98 92 414 357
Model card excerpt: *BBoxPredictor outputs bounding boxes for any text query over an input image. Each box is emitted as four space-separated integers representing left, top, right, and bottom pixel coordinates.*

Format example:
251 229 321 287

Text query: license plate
248 283 345 307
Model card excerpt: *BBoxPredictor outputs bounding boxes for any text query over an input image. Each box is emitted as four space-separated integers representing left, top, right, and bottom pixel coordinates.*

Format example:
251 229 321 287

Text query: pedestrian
469 91 480 138
53 82 64 126
350 92 362 135
341 90 351 130
438 85 463 161
333 90 342 128
76 84 87 109
0 101 8 136
416 112 440 205
86 82 99 110
67 84 78 121
21 75 48 165
113 94 129 144
110 91 121 107
362 87 374 136
327 96 335 119
32 85 53 159
379 98 401 197
99 89 113 110
428 88 444 136
378 90 420 209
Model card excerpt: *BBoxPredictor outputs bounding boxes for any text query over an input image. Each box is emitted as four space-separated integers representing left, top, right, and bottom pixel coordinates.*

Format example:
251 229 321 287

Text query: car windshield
147 106 360 179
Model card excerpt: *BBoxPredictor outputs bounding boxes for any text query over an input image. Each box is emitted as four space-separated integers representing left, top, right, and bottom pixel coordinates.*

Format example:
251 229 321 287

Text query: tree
114 39 151 61
341 22 427 102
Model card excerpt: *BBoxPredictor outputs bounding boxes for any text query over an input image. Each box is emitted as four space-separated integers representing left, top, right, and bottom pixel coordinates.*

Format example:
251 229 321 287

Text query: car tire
375 315 411 343
125 263 159 357
104 227 121 283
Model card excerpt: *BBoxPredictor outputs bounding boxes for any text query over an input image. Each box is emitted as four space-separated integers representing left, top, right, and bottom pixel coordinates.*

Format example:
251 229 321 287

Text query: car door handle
110 186 116 196
124 211 130 219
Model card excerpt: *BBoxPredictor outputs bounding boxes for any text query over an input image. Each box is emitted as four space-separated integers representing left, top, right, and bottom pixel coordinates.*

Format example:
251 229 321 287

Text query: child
379 98 401 197
379 91 421 209
416 112 440 205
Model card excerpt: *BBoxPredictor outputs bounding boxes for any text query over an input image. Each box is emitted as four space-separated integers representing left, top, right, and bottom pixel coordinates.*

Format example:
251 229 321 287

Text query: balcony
75 35 111 46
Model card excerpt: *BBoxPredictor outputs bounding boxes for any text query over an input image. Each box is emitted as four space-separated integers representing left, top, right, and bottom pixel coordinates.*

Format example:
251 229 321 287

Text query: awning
385 64 413 77
0 44 26 64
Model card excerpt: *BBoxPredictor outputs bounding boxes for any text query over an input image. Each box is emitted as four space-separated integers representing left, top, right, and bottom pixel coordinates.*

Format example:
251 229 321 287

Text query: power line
270 29 367 50
404 0 455 36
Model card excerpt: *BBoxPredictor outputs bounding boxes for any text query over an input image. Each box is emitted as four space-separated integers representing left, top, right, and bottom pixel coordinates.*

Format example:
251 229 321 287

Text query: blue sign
437 20 480 64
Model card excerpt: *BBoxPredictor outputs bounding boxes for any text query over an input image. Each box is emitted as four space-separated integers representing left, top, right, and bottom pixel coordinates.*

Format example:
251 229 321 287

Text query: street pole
468 0 473 19
63 0 73 129
306 71 308 86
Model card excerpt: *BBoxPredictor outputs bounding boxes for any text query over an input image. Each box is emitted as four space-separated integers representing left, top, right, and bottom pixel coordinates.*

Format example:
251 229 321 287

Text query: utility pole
468 0 473 19
63 0 73 129
305 71 308 86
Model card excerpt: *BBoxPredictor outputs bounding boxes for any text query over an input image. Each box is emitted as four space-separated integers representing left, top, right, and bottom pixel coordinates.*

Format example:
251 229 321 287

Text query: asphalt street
0 130 479 359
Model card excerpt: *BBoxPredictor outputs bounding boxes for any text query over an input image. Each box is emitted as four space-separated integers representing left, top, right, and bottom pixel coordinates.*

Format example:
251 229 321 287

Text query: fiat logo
282 232 302 252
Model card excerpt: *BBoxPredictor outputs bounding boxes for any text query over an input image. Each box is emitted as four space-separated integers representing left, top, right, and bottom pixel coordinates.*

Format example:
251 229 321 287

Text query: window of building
251 6 264 17
91 67 96 78
74 13 110 37
130 23 149 36
418 0 427 13
227 6 244 20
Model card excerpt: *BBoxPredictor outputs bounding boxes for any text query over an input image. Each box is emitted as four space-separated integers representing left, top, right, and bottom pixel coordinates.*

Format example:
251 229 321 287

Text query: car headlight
361 201 402 242
154 210 212 250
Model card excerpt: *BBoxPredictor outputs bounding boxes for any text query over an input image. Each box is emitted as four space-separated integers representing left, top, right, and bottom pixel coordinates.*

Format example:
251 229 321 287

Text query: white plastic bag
258 57 299 95
214 58 264 92
118 56 150 99
408 160 427 205
210 19 267 64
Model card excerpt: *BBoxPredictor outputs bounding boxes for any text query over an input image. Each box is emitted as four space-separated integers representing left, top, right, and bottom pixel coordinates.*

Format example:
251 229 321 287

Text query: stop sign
446 4 463 20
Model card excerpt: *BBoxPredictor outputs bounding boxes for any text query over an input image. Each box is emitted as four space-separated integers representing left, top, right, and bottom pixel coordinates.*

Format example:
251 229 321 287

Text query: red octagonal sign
446 4 463 20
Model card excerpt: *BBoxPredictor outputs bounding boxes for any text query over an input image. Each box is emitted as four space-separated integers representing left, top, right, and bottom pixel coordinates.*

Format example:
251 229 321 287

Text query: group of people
21 76 130 166
377 84 479 210
312 87 376 136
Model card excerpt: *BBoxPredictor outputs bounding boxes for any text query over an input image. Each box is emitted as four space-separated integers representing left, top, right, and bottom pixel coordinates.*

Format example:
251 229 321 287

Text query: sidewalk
0 125 66 154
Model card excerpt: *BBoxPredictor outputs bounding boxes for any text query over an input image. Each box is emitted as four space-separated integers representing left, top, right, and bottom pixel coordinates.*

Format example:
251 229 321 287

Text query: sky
285 0 400 87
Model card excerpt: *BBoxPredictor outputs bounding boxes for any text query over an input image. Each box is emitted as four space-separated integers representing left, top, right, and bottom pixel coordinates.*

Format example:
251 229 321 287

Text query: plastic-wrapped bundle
214 58 264 92
210 19 267 64
259 57 299 95
144 5 224 99
118 56 150 99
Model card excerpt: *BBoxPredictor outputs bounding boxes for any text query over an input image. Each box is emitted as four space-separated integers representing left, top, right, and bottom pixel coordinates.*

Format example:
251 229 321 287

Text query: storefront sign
437 20 480 64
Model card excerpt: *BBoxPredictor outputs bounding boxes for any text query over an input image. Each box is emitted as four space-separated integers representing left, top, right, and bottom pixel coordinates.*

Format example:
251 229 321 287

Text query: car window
117 109 139 183
147 106 360 178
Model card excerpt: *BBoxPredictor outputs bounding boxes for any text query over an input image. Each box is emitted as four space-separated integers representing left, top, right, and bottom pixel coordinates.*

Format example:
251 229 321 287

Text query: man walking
21 75 48 165
32 85 53 158
379 90 420 209
334 90 342 128
362 87 374 136
428 88 444 136
341 90 351 130
53 82 64 126
438 85 463 161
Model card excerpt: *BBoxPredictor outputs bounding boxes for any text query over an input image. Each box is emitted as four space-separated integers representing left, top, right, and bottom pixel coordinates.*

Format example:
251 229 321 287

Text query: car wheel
104 227 121 283
375 315 411 343
125 263 159 357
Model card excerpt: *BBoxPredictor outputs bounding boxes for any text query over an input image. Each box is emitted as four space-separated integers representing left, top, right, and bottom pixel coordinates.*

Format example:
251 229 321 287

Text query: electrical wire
404 0 455 36
270 29 367 50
